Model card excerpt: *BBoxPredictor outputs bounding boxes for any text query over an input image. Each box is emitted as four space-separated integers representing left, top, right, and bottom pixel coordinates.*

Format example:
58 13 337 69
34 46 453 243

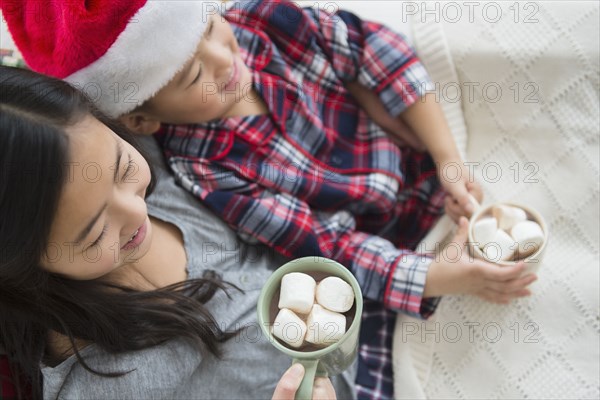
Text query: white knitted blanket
391 2 600 399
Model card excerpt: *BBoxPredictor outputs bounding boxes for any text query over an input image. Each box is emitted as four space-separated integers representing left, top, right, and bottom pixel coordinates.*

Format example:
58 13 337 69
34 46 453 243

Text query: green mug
257 257 363 400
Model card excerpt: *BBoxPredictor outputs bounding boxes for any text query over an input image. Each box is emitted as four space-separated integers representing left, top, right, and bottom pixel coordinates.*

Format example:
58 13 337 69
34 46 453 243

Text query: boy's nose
206 43 233 81
216 56 233 83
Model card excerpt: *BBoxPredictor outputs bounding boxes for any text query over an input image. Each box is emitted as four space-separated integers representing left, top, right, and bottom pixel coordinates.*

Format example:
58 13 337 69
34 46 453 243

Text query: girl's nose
114 177 150 243
114 196 147 242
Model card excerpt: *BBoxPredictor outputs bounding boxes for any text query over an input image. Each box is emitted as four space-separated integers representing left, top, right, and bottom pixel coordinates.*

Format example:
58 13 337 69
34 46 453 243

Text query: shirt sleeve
171 159 439 319
305 6 434 118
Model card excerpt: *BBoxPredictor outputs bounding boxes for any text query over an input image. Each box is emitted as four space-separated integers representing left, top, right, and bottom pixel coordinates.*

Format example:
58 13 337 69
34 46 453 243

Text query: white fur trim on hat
66 1 222 118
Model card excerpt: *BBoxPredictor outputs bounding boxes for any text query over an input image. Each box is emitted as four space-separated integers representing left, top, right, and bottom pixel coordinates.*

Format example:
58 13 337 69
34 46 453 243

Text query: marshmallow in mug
472 217 498 245
272 308 307 348
482 229 515 261
472 205 544 262
511 220 544 258
305 304 346 345
316 277 354 313
492 205 527 230
278 272 316 314
273 272 354 348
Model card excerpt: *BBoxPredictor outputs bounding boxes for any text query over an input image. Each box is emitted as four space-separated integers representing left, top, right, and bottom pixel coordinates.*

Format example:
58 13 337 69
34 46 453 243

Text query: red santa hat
1 0 219 118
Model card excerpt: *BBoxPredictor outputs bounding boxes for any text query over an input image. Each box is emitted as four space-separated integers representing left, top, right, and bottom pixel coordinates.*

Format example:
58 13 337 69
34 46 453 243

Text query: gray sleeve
44 341 202 400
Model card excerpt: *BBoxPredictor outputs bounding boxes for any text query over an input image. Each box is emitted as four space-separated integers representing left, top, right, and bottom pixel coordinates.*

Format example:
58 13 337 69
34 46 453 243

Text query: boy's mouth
224 58 239 91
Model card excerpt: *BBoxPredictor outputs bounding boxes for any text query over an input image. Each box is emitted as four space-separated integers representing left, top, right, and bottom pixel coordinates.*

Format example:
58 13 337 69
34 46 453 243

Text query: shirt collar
231 22 272 72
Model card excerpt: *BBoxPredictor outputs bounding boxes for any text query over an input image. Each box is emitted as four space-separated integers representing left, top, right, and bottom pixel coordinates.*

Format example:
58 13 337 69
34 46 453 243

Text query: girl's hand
272 364 336 400
424 217 538 304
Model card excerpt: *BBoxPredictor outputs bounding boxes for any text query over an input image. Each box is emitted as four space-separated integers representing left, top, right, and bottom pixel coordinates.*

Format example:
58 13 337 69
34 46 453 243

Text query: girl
0 66 344 400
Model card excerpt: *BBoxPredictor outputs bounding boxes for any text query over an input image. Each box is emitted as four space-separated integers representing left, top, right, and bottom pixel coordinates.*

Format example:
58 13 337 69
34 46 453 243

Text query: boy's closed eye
188 62 203 87
186 19 215 88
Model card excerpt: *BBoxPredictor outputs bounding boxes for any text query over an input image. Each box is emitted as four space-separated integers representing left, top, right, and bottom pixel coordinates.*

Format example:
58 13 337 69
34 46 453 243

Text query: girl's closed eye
89 225 108 249
122 154 134 182
88 153 134 249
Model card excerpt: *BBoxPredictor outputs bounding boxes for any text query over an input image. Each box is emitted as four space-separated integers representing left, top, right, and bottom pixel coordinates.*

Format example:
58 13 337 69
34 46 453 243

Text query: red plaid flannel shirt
156 0 444 318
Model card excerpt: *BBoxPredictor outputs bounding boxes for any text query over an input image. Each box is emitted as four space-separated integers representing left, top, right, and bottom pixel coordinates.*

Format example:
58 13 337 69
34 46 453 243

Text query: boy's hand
439 162 483 222
424 217 538 304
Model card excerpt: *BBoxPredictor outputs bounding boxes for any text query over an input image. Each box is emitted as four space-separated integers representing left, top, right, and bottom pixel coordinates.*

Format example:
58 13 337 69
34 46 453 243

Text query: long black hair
0 66 235 399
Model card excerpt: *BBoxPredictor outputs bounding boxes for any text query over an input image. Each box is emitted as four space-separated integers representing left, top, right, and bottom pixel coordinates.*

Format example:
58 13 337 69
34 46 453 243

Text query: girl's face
41 116 153 280
146 14 254 124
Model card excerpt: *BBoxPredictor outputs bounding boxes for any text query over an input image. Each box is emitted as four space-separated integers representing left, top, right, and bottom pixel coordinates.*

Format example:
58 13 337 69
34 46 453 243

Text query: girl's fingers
313 377 337 400
271 364 305 400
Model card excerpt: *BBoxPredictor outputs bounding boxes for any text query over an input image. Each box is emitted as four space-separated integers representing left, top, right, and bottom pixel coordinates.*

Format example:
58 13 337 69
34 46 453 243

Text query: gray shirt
41 136 356 399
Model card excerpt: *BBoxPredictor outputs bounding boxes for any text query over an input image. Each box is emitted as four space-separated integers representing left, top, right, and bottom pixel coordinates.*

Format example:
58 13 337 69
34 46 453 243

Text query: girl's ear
119 112 161 135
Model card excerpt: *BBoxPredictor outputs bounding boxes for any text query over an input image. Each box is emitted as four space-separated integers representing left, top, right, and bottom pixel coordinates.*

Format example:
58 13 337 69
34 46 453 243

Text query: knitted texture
394 2 599 398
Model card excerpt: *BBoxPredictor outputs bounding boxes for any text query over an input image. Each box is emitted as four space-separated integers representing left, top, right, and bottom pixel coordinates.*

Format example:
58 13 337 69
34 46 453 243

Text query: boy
3 1 535 398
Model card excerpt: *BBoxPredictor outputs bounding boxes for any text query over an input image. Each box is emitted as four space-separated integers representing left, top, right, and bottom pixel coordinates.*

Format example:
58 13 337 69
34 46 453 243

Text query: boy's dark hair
0 66 235 399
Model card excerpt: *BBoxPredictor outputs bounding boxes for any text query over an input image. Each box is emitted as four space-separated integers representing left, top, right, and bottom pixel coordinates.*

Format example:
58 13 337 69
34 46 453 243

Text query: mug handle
291 359 319 400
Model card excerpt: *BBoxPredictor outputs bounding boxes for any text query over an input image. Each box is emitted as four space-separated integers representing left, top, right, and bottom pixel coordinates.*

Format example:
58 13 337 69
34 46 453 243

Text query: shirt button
240 275 249 284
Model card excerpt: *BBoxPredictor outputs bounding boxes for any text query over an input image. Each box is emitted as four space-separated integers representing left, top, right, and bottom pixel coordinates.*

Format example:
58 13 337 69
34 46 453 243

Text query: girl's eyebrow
73 140 122 244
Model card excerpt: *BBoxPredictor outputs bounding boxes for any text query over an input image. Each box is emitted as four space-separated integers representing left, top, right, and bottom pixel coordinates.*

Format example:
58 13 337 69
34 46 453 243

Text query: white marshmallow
482 229 516 262
305 304 346 346
278 272 316 314
492 205 527 231
272 308 307 348
316 277 354 313
473 217 498 247
511 220 544 258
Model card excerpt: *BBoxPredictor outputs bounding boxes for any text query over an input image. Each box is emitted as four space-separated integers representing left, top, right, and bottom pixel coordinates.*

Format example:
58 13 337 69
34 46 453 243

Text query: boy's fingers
516 289 532 297
481 261 527 281
444 205 461 224
486 286 533 302
451 217 470 247
487 274 537 294
461 197 474 216
445 196 463 217
477 291 511 304
446 182 473 215
466 181 484 202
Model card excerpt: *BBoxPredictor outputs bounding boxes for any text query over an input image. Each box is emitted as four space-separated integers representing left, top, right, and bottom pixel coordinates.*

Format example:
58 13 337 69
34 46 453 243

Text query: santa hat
1 0 220 118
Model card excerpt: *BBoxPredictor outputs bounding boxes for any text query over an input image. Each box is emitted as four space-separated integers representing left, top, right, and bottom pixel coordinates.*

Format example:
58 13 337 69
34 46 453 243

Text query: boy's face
144 15 253 125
